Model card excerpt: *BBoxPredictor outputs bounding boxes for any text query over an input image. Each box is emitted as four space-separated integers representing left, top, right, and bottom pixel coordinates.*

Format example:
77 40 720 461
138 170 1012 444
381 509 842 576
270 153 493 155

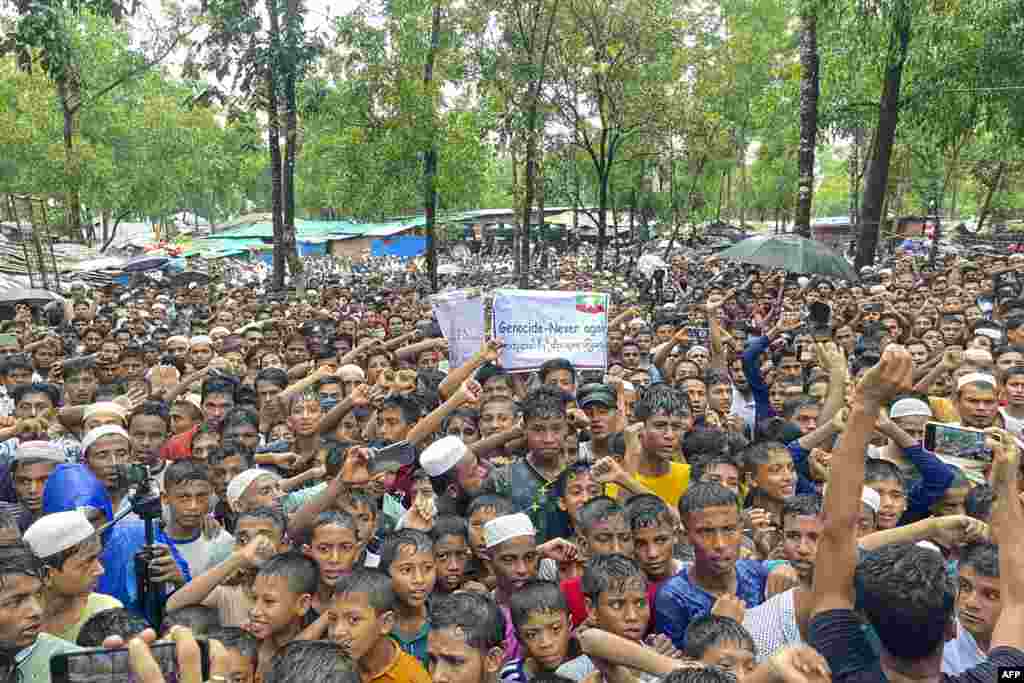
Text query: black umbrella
122 255 170 273
170 271 210 287
716 234 858 281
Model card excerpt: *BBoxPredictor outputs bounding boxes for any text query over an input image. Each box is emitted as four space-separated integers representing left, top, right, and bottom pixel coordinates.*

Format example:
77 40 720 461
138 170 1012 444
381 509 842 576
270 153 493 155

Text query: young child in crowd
166 507 290 627
430 515 472 593
465 494 516 589
427 592 506 683
683 615 758 681
208 627 259 683
327 568 431 683
248 551 318 679
338 490 383 567
624 494 683 627
379 529 437 667
561 497 634 627
501 580 579 683
302 510 362 615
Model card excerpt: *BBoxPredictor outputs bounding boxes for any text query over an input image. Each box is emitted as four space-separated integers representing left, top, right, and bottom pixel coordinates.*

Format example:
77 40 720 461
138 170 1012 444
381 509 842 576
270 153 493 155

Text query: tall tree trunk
266 81 286 288
423 0 441 292
855 10 911 270
596 166 609 270
282 0 303 284
57 77 83 243
976 161 1006 232
520 113 538 289
794 8 819 238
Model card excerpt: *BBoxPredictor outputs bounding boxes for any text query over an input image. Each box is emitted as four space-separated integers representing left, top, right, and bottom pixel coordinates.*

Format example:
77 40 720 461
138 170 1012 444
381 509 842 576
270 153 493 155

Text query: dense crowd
0 243 1022 683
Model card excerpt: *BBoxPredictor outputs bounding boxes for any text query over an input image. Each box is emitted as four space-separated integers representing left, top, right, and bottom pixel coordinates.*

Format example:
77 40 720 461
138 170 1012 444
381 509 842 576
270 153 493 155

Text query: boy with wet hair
632 383 692 509
264 641 361 683
161 459 235 581
379 529 437 667
483 385 573 541
327 568 431 683
209 441 253 533
561 496 635 627
683 615 758 681
624 494 682 620
502 580 578 683
207 627 259 683
338 490 384 568
249 551 318 679
427 591 506 683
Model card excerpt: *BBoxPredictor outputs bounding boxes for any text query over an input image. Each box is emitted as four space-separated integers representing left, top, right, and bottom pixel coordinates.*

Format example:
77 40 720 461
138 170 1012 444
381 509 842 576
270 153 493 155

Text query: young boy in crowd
624 494 683 626
683 615 758 681
208 627 259 683
501 580 578 683
427 592 506 683
209 442 253 533
22 510 122 643
380 529 437 667
166 507 290 627
554 463 603 536
430 515 472 593
632 384 692 509
742 441 799 528
465 494 516 590
302 510 362 616
561 496 635 627
338 490 383 567
160 459 235 580
327 568 431 683
248 551 318 679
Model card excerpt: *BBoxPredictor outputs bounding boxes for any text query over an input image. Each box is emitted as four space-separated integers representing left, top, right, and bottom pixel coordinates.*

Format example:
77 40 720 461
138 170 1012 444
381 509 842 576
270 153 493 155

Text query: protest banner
491 290 609 372
430 290 486 369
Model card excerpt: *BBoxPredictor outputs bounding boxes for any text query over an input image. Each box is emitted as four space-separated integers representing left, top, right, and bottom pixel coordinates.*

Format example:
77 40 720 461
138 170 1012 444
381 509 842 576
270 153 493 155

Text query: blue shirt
654 559 770 650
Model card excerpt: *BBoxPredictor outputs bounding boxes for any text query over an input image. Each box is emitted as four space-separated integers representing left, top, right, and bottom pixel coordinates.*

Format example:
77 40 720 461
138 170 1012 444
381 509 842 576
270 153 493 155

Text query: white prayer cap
83 402 128 424
210 326 231 336
14 441 64 465
82 425 130 454
484 513 535 548
338 364 366 381
24 510 95 559
420 436 468 478
687 345 709 357
227 469 277 510
975 327 1003 341
167 335 190 347
957 372 997 391
797 277 810 288
861 487 880 514
190 335 213 346
889 398 932 420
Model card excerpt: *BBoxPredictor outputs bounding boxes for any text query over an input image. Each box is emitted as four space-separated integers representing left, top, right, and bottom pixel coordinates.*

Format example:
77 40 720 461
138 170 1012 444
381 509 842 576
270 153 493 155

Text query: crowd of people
0 243 1023 683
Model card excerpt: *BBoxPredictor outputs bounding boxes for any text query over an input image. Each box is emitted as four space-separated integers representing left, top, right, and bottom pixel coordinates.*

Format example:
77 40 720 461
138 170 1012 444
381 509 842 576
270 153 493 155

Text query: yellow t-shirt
608 462 691 508
928 397 959 423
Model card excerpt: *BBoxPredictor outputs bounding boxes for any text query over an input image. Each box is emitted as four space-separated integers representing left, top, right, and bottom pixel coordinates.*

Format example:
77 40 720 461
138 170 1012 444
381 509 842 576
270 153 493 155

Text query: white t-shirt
169 530 235 579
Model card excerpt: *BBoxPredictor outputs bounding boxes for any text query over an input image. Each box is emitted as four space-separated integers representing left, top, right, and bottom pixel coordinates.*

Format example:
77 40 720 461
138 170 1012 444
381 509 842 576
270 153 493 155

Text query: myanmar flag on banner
576 294 605 314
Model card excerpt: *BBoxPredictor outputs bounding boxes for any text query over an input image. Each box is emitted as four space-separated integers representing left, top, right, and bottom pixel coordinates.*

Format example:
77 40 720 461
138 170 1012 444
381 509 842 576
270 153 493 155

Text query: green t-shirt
17 633 82 683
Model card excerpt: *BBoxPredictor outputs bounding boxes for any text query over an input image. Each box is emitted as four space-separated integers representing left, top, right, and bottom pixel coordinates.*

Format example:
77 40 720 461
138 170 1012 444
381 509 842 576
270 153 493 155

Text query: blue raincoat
41 464 154 614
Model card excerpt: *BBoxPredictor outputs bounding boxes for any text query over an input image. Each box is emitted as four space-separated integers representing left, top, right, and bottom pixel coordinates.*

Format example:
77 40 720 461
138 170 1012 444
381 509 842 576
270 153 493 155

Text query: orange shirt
365 639 432 683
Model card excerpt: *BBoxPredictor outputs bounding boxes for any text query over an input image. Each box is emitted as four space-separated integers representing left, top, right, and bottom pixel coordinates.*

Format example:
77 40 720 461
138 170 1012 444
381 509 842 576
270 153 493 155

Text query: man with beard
420 436 489 517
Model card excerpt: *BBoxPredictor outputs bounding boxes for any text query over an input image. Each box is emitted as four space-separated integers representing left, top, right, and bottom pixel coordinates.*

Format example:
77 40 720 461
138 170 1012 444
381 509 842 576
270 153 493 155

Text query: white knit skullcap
24 510 96 559
83 402 128 424
976 327 1003 341
484 513 535 548
226 469 278 510
420 436 468 477
957 372 997 391
82 425 130 454
687 346 709 356
190 335 213 346
167 335 190 347
14 441 64 464
889 398 932 420
210 326 231 336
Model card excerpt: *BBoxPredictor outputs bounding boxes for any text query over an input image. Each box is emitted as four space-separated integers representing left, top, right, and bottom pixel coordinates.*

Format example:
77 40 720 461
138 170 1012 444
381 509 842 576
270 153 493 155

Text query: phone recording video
51 640 210 683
